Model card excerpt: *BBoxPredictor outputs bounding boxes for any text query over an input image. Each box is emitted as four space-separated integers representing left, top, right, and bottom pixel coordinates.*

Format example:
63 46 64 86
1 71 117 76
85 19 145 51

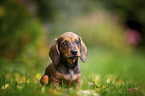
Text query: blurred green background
0 0 145 89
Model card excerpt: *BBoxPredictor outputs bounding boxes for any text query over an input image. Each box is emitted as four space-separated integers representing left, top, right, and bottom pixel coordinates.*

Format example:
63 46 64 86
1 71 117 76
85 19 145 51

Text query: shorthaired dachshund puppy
40 32 87 88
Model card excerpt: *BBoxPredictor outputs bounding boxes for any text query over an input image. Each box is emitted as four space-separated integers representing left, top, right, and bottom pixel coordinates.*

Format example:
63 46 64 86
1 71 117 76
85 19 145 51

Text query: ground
0 48 145 96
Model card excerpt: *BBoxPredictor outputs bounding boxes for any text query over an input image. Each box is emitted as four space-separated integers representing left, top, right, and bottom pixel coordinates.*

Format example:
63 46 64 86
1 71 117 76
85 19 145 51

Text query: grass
0 48 145 96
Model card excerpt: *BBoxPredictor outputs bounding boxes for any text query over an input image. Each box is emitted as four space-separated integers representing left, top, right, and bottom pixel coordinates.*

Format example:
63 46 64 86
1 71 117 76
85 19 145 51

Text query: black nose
71 50 78 55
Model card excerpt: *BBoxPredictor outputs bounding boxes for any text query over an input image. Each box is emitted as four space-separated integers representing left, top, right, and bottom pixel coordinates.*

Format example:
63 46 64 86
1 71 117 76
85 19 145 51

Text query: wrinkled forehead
58 32 79 43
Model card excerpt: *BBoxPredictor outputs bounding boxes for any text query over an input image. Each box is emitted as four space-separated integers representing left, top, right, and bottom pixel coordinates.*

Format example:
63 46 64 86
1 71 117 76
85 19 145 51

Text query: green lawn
0 48 145 96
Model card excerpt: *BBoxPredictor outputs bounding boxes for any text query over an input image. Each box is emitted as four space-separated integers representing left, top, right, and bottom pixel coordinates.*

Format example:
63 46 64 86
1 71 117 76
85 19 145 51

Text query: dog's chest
65 69 74 80
62 69 80 82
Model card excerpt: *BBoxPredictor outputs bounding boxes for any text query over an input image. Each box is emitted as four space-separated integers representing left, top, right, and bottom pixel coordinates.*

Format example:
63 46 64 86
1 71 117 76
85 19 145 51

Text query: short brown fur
40 32 87 88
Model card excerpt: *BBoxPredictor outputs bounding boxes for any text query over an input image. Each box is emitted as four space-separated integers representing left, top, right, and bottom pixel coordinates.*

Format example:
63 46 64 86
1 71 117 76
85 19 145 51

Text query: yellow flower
18 80 23 84
35 73 42 80
26 79 29 84
103 85 106 89
1 84 9 89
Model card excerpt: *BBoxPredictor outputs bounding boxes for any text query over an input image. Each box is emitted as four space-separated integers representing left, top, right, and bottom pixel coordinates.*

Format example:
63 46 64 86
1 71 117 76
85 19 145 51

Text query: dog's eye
76 40 80 45
62 41 67 47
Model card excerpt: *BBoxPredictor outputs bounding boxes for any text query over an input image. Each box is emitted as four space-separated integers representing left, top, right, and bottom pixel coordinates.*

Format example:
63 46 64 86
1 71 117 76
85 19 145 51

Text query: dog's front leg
50 77 60 90
76 79 81 89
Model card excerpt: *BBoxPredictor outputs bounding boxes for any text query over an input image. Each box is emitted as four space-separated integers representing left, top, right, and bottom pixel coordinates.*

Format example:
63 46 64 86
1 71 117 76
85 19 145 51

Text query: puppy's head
49 32 87 65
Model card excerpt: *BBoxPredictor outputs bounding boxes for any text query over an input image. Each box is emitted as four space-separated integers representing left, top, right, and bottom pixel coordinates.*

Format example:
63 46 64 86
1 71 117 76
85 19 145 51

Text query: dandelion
1 84 9 89
103 85 106 89
26 79 29 84
35 73 41 80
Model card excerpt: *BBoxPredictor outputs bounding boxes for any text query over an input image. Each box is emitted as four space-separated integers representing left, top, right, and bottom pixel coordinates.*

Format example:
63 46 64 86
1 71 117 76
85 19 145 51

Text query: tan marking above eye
61 38 70 45
72 37 79 42
60 39 70 50
73 38 80 46
61 41 67 46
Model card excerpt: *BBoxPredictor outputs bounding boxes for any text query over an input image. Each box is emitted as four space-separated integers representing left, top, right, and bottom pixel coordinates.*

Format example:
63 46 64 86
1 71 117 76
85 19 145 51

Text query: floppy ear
80 37 87 63
49 39 60 65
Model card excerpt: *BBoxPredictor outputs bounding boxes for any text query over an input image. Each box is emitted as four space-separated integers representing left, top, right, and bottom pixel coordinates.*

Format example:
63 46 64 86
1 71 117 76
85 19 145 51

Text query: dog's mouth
68 56 79 59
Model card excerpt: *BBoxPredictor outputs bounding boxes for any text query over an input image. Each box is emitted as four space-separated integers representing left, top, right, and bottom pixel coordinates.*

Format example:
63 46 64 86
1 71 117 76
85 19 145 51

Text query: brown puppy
40 32 87 88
